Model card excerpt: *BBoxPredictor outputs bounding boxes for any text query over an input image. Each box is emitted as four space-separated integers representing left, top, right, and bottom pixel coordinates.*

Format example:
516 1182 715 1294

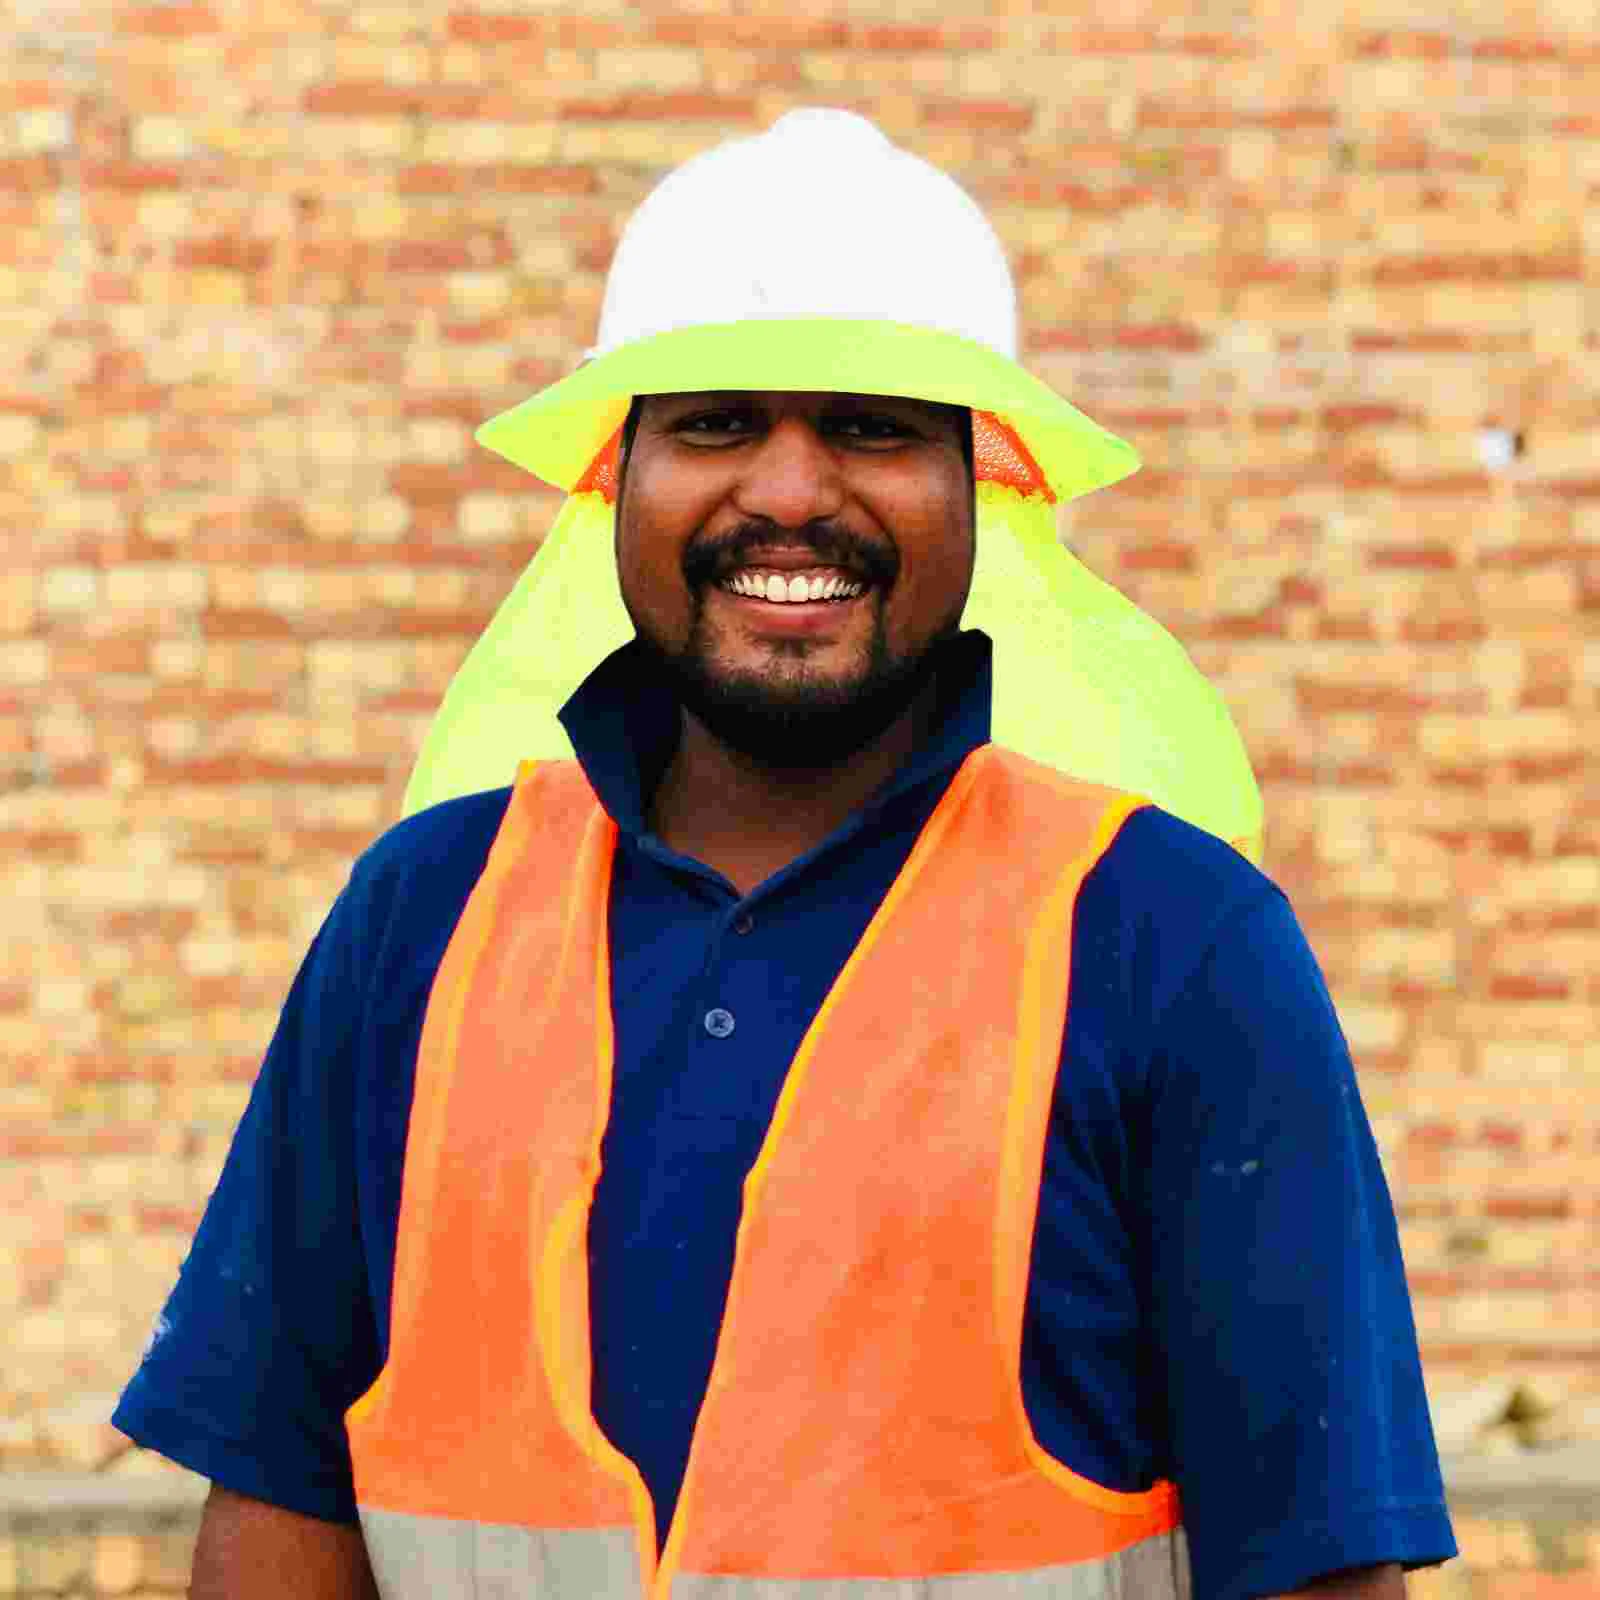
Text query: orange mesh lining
574 427 623 501
973 410 1055 502
570 409 1053 507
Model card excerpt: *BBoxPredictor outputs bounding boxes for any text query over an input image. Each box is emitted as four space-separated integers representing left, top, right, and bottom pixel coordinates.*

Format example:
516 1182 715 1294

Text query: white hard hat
591 108 1018 360
477 108 1136 502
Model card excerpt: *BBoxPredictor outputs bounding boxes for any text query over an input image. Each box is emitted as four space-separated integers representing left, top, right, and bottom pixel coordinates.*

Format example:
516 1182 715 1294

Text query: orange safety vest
347 744 1189 1599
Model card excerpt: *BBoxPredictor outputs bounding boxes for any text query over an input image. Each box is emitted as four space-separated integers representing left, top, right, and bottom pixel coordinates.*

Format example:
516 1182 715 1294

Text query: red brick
387 235 513 272
1170 33 1256 56
1196 614 1290 640
1483 1194 1572 1221
395 163 599 196
849 24 945 51
0 156 59 191
1478 1122 1524 1149
388 461 532 500
1330 760 1395 787
1297 682 1428 714
303 82 487 119
922 100 1034 134
82 161 205 191
1322 404 1412 429
174 237 273 272
559 93 758 123
0 1127 156 1158
449 12 622 46
1506 907 1598 933
1528 475 1600 501
136 1204 203 1232
119 4 220 35
291 827 382 856
70 1055 176 1084
1471 36 1574 62
1353 31 1454 59
101 909 196 940
1118 542 1196 572
1409 1121 1460 1148
1044 25 1253 56
1001 181 1156 214
51 639 151 677
1511 753 1584 782
1041 323 1209 355
1403 618 1488 643
1138 102 1336 131
1366 545 1458 571
1351 329 1523 354
1278 576 1322 606
649 16 847 49
144 756 389 786
1371 252 1582 285
445 9 537 42
0 829 79 861
1489 974 1573 1002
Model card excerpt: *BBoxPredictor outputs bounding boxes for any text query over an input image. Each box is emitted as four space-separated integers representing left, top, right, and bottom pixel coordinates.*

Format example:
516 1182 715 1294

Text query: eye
824 412 916 446
673 409 755 443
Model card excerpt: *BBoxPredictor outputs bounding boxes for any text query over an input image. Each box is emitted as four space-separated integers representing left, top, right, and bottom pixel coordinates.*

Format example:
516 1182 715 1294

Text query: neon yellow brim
475 318 1139 504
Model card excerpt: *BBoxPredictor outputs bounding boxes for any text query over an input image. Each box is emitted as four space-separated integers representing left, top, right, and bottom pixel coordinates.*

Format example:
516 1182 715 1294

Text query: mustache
682 520 899 590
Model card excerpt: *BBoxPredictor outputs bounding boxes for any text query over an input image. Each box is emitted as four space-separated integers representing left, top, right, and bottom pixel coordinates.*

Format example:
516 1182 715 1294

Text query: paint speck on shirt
141 1311 172 1361
1209 1159 1262 1177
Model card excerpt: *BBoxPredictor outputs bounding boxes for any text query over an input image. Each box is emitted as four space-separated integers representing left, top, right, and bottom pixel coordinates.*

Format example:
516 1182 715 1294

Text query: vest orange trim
347 746 1183 1598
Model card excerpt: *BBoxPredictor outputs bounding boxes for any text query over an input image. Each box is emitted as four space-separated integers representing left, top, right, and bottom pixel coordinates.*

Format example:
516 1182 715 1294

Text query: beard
628 597 955 772
623 513 964 769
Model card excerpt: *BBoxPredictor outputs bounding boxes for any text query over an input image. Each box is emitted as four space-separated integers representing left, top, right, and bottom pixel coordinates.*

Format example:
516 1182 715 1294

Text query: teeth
720 572 865 603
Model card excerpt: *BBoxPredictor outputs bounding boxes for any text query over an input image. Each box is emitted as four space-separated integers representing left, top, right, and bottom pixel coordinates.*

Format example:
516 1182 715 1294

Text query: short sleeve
112 876 381 1524
1141 891 1457 1600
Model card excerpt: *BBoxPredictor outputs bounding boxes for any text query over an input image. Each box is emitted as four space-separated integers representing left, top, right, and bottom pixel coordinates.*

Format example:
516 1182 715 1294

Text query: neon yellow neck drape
402 319 1262 863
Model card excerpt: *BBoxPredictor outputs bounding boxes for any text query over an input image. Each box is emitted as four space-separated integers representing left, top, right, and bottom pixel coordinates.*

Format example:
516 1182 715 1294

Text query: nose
730 416 846 528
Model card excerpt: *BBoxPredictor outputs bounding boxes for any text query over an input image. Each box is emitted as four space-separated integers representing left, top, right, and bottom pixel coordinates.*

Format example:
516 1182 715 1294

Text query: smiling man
114 111 1456 1600
620 390 977 887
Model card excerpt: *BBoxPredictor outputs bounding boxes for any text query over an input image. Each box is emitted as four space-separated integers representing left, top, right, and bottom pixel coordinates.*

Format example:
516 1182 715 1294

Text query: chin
670 646 938 770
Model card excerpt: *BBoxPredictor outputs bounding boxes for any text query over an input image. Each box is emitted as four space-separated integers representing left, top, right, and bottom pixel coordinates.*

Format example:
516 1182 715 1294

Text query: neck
648 679 940 897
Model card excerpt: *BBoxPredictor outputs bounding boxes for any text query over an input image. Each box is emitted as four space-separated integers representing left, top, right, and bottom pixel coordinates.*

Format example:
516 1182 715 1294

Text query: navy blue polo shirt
115 631 1455 1600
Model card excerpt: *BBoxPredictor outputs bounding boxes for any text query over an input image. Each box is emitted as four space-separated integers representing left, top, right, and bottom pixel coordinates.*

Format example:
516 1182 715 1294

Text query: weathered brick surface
3 0 1599 1552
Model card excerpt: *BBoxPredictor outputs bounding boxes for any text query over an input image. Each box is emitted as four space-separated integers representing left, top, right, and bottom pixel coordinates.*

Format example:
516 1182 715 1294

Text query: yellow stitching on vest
1000 791 1181 1523
651 745 994 1600
346 763 547 1441
530 801 661 1592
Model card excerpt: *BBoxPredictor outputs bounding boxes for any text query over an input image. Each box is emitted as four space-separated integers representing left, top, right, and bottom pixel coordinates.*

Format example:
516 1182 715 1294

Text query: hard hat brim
475 318 1139 502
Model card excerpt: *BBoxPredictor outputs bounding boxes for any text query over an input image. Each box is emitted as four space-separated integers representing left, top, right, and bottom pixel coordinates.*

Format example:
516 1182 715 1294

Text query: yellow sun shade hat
404 109 1263 861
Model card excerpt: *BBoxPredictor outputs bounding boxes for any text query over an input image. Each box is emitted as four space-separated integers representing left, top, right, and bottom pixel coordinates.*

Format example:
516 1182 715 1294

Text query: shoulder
1099 801 1276 912
351 785 513 899
334 786 515 969
1079 803 1286 1030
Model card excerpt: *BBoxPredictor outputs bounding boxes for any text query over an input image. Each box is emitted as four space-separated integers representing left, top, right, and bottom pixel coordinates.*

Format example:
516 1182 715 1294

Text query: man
115 111 1456 1600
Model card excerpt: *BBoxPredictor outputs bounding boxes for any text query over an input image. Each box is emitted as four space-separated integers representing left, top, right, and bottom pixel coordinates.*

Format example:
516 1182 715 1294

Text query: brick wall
4 0 1597 1495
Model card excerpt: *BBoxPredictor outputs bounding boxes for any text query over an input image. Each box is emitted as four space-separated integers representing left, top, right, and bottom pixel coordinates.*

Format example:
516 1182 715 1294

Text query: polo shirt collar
557 630 995 842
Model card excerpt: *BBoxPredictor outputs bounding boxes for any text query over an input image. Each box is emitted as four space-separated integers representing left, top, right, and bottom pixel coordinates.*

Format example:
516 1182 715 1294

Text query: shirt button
703 1008 736 1039
733 913 754 936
